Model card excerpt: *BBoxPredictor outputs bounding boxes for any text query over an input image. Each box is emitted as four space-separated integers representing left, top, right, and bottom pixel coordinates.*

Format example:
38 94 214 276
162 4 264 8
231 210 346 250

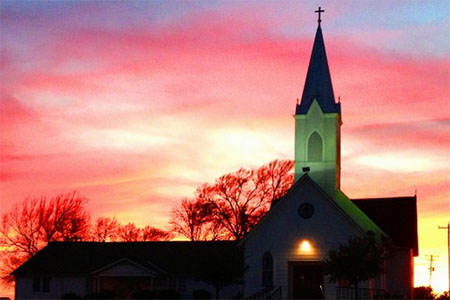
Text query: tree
91 217 120 242
413 286 435 300
171 159 294 241
170 198 223 241
325 232 386 299
194 246 244 299
436 291 450 300
141 226 172 241
0 192 90 284
118 223 141 242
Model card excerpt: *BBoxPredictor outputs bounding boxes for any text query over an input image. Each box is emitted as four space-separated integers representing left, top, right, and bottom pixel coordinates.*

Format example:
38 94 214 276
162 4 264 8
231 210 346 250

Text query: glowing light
298 240 315 255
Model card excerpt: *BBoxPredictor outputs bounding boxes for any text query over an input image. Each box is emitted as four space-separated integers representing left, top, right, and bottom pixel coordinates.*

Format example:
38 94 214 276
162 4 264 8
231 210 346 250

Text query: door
289 262 324 299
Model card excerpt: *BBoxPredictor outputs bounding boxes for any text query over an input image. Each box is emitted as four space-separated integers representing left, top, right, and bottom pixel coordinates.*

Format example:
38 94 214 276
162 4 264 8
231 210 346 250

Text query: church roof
296 24 340 115
335 189 385 236
352 196 418 256
12 241 239 276
251 174 384 241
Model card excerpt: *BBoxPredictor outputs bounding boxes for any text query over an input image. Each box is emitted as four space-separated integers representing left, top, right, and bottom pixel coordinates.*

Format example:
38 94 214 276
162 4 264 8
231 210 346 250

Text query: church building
12 9 418 300
242 10 417 299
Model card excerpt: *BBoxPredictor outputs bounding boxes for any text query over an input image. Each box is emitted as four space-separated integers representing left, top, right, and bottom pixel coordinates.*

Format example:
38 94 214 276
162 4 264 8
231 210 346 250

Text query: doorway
288 261 324 299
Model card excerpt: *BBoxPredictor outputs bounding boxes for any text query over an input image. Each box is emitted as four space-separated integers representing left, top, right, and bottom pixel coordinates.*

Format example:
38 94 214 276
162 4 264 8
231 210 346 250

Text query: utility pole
438 222 450 292
426 255 439 287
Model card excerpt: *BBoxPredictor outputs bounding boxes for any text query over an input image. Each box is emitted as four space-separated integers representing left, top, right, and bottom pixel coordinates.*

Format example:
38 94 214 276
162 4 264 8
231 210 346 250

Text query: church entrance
288 261 324 299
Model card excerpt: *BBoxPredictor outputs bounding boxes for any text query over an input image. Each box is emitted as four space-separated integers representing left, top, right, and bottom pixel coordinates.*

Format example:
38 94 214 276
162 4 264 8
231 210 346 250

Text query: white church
13 10 418 300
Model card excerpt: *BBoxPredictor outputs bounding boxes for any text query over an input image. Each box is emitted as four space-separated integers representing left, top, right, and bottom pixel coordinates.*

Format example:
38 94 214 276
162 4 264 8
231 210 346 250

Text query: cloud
1 1 449 242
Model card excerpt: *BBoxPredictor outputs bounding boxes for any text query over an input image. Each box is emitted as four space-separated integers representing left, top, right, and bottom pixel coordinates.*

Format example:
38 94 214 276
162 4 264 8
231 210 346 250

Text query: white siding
15 275 88 300
243 180 371 299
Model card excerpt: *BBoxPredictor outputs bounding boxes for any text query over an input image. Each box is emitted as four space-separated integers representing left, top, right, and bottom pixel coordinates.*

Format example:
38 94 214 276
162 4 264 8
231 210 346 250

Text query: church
12 9 418 300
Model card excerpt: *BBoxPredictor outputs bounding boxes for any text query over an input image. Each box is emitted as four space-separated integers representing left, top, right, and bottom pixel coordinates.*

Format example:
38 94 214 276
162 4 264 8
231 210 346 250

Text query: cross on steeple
315 6 324 24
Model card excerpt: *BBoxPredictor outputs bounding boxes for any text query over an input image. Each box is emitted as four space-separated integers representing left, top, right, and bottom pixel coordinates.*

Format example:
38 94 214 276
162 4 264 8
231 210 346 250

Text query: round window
298 203 314 219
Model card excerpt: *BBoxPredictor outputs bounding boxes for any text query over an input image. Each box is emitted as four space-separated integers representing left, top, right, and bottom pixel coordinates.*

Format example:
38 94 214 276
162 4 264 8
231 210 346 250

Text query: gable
243 175 384 260
92 258 157 277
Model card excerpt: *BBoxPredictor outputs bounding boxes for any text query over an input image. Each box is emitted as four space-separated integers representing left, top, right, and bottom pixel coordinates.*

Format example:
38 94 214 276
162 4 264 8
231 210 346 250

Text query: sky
1 0 450 295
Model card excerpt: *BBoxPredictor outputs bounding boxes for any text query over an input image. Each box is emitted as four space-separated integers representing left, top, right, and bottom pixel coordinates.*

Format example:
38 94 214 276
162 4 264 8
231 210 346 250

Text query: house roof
351 196 418 256
296 24 340 115
12 241 239 276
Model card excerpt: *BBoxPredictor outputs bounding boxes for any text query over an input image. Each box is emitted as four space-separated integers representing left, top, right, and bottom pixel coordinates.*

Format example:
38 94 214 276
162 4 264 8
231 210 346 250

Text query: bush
436 291 450 300
132 290 155 299
193 289 211 299
413 286 435 300
156 289 180 299
61 293 82 299
83 291 116 299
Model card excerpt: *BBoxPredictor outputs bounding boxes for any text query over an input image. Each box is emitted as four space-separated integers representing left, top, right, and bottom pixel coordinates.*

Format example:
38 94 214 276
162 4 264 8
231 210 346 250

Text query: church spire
296 15 340 115
294 8 341 197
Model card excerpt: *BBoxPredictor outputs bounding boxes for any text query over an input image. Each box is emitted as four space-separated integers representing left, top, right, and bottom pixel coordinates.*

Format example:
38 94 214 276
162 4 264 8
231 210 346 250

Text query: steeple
296 24 340 114
294 9 341 198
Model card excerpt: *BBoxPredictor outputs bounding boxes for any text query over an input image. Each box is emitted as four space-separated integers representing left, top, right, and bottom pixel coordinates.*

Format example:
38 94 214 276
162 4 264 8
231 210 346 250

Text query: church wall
243 179 370 299
385 247 414 298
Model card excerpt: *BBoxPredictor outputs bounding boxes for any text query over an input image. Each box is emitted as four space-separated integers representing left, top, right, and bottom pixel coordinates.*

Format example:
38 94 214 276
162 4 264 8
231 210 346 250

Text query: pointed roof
243 174 385 242
296 24 340 114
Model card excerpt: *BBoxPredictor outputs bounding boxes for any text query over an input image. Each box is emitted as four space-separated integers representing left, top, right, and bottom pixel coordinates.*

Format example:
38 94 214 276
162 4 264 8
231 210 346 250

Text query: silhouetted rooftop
352 196 418 256
12 241 239 276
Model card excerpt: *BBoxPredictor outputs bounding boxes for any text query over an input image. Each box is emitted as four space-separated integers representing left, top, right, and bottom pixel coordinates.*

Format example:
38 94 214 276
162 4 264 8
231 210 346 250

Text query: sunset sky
1 0 449 294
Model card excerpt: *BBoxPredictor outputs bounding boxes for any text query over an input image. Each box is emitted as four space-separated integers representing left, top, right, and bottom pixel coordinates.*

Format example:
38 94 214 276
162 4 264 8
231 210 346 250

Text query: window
33 277 41 292
42 277 50 293
308 131 323 162
32 276 50 293
262 252 273 288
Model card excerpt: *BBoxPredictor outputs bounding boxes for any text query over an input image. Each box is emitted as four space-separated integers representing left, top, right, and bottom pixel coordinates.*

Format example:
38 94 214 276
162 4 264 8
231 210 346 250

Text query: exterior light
298 240 314 255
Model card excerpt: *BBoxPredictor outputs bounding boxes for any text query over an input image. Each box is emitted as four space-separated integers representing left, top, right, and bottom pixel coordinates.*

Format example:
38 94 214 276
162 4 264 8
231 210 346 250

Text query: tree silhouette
0 192 90 284
436 291 450 300
118 223 141 242
171 159 294 241
325 232 387 299
141 226 172 241
91 217 120 242
194 246 244 299
413 286 435 300
171 198 223 241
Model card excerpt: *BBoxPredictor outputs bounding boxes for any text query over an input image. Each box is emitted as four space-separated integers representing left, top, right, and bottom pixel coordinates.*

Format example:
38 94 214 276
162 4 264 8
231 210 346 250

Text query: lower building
12 175 417 299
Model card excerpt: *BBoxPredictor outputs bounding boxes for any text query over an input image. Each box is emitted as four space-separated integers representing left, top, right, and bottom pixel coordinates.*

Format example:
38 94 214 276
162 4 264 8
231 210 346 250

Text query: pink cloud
1 2 449 296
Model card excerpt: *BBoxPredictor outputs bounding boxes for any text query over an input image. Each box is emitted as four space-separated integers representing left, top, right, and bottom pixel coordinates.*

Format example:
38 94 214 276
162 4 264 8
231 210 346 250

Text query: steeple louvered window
308 132 323 162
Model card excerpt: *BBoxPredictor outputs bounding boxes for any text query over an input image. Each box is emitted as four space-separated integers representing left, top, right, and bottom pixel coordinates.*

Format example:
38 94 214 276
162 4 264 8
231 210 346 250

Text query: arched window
308 131 323 162
262 252 273 288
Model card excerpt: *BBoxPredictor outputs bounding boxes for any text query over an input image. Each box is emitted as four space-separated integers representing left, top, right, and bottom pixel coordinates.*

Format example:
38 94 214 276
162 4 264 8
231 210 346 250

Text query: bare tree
118 223 141 242
171 159 294 241
0 192 90 284
141 226 172 241
91 217 120 242
37 192 90 242
171 198 224 241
